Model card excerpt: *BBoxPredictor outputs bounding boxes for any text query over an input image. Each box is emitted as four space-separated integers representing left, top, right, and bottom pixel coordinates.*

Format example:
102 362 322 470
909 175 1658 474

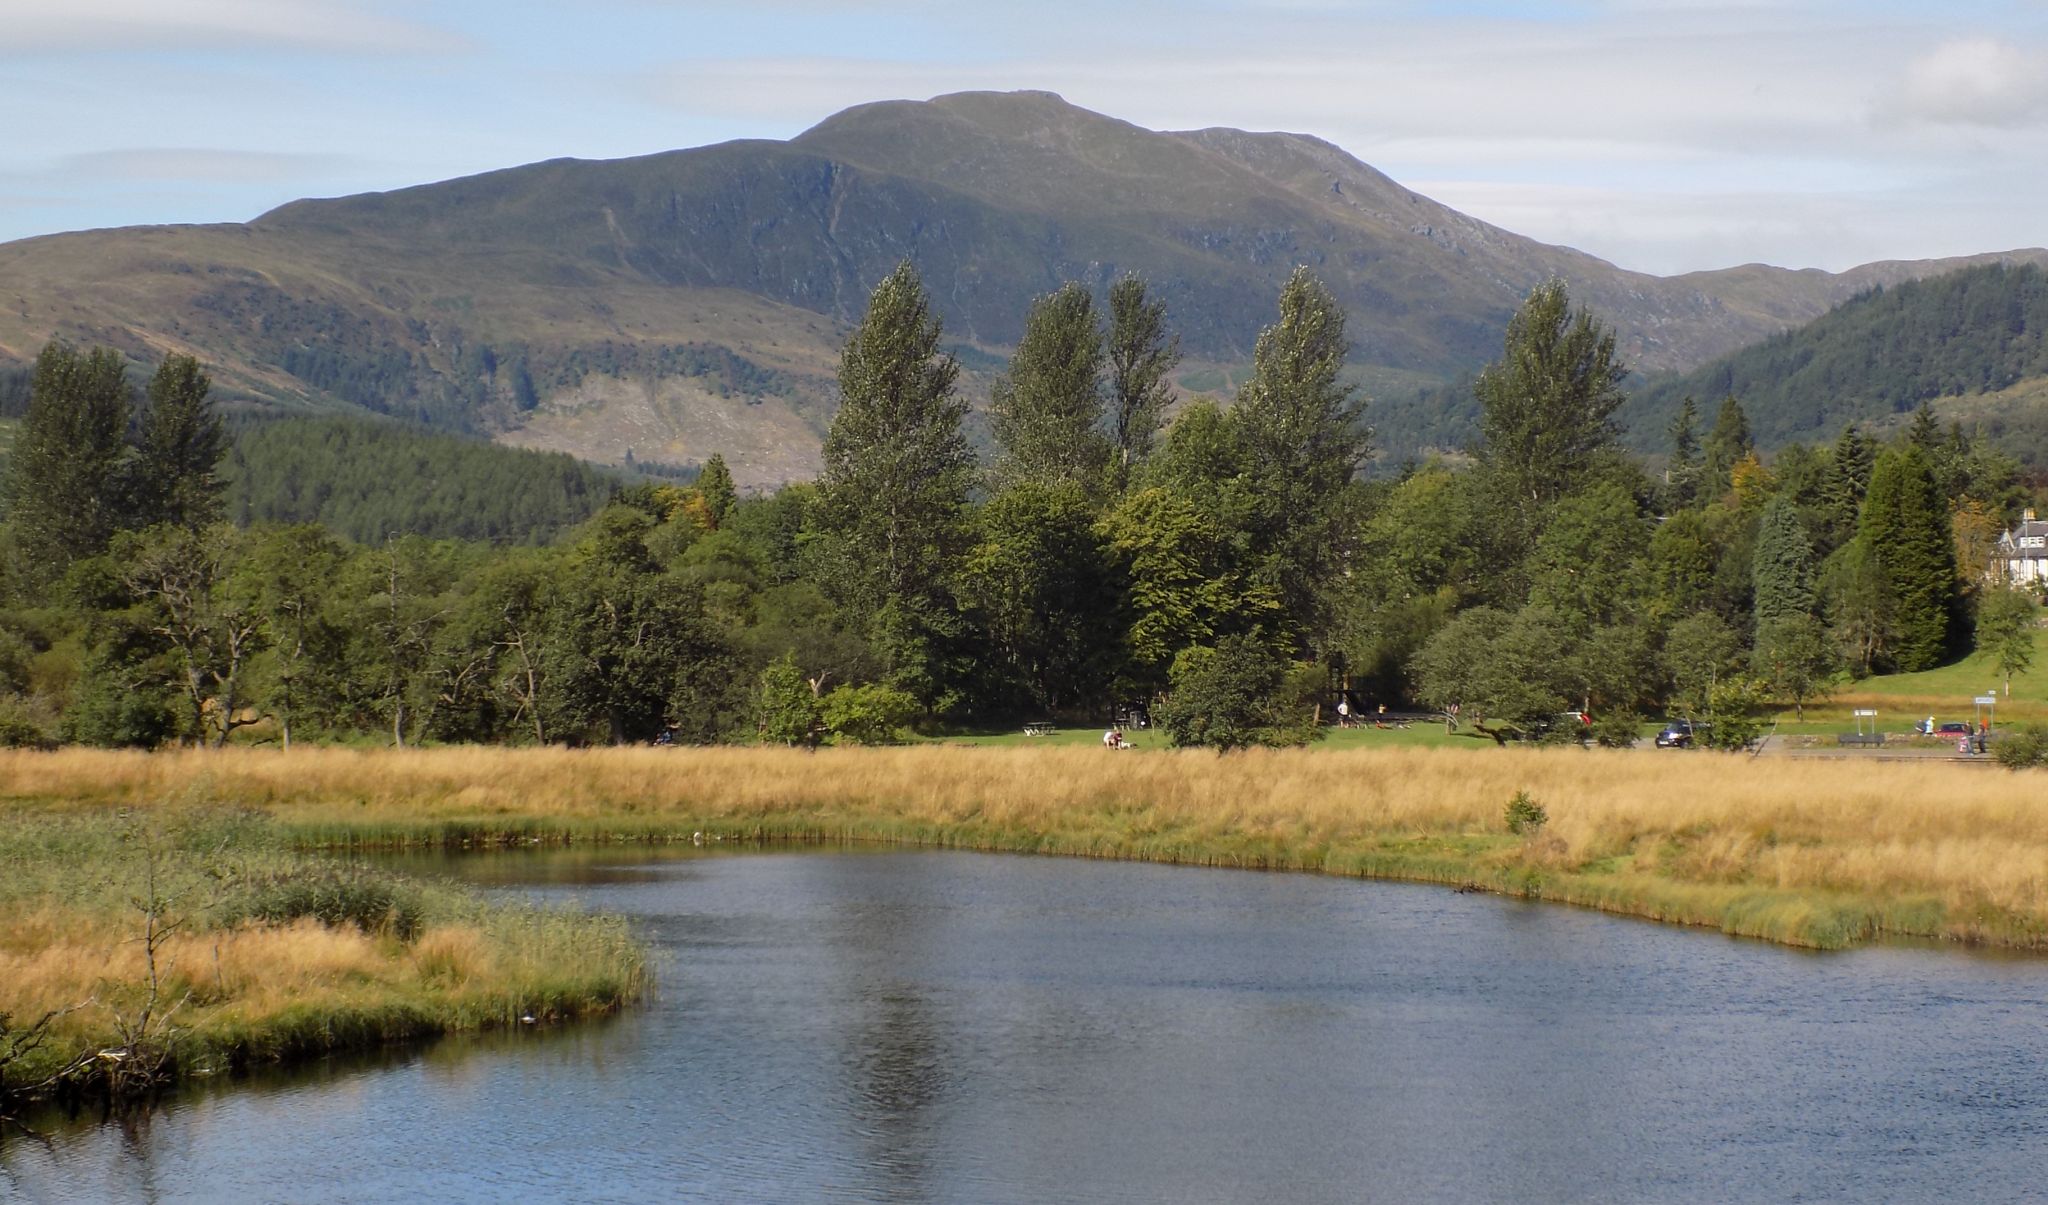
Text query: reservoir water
4 847 2047 1202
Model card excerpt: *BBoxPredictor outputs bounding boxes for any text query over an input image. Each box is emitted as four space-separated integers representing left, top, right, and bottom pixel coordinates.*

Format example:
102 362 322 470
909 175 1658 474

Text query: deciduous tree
990 282 1110 493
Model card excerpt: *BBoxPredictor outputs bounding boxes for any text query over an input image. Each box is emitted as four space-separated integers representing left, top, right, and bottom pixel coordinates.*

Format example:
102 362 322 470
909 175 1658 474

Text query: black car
1655 720 1705 748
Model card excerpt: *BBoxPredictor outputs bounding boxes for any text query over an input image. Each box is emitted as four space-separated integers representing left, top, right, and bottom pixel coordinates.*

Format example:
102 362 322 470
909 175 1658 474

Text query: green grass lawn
1776 612 2048 730
935 612 2048 750
936 718 1579 751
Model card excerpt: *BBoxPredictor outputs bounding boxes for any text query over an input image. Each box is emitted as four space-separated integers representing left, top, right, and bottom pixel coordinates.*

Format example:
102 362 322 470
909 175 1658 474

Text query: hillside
2 90 2043 483
224 417 621 545
1622 262 2048 455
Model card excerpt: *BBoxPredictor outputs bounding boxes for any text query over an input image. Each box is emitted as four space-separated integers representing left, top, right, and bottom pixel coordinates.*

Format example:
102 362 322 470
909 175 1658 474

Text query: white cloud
1895 37 2048 127
3 0 459 55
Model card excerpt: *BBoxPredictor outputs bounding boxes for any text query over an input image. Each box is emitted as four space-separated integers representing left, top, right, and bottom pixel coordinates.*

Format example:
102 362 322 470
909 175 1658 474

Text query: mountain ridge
2 89 2043 484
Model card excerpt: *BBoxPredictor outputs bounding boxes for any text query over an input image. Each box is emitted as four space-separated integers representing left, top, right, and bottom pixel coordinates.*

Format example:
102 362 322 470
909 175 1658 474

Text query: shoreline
5 745 2046 954
0 805 649 1110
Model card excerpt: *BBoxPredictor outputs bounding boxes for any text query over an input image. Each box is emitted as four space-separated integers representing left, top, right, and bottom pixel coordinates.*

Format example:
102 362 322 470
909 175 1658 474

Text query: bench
1836 733 1886 747
1023 722 1055 737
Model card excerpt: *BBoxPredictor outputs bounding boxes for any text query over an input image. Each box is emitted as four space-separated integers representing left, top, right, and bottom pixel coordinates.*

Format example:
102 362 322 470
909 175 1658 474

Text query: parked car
1937 721 1972 735
1655 720 1706 748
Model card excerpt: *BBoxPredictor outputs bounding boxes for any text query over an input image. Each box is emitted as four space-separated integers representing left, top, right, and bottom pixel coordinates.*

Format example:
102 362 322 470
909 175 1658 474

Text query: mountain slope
1622 262 2048 452
1 89 2042 484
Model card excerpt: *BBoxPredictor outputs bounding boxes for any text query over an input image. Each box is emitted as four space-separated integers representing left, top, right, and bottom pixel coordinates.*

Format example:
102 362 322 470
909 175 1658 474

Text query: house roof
2000 519 2048 558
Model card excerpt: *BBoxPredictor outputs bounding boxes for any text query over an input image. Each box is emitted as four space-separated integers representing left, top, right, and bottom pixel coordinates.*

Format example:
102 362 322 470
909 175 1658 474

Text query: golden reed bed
5 744 2046 950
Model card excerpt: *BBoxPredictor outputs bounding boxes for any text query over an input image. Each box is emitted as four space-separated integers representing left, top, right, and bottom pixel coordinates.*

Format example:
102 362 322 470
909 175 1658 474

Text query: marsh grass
0 806 646 1104
5 745 2047 953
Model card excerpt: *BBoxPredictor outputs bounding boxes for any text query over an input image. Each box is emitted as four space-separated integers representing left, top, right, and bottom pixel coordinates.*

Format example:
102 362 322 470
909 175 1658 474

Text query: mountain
1622 262 2048 456
2 89 2043 484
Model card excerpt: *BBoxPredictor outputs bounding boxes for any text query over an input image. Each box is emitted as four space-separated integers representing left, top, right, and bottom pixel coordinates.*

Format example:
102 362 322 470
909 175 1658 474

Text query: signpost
1853 709 1877 739
1975 694 1997 746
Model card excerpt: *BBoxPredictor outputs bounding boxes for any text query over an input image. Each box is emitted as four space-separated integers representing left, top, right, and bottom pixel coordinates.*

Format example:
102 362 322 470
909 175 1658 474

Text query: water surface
5 848 2046 1202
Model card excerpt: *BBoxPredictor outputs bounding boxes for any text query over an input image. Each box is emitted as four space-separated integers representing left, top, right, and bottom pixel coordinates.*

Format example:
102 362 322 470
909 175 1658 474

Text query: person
1103 728 1121 749
1921 715 1934 736
1336 699 1351 728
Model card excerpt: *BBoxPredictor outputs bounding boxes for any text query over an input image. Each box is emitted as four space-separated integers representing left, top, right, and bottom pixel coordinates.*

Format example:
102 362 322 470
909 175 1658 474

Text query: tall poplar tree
1105 273 1178 490
989 282 1110 492
3 342 131 580
1232 266 1369 642
1858 444 1955 672
130 353 227 531
814 262 972 702
1475 279 1628 531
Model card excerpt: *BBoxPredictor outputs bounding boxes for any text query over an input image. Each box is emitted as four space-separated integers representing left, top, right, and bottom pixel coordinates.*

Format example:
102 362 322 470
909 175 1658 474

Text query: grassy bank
5 745 2047 955
0 807 647 1107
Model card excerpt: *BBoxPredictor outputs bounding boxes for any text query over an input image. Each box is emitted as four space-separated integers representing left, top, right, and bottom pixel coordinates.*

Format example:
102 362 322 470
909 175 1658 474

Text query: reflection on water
7 847 2048 1203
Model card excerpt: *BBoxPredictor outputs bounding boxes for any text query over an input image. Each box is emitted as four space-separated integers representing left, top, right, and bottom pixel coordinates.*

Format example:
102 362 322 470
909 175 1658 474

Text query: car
1655 720 1706 748
1936 721 1972 735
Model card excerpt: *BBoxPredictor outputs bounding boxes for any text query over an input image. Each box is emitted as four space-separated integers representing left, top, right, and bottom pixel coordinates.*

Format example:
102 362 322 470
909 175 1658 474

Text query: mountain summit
2 90 2040 482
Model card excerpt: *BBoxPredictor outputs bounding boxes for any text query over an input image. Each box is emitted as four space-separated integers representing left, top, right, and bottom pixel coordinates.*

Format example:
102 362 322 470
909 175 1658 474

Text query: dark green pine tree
2 342 131 580
989 282 1111 492
1104 273 1179 491
1232 265 1370 642
1751 495 1817 628
1666 396 1703 511
1821 424 1874 548
696 453 736 528
1858 445 1955 672
131 354 227 530
1701 396 1753 497
1905 400 1942 452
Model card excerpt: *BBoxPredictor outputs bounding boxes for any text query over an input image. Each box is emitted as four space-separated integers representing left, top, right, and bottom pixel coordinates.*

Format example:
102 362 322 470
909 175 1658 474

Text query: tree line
0 265 2040 750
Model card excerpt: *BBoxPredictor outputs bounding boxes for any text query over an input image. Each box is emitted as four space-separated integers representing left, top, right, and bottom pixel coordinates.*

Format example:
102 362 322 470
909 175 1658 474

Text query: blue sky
6 0 2048 274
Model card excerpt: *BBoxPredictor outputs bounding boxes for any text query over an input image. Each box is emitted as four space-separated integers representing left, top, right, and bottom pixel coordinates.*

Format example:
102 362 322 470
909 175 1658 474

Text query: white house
1998 509 2048 586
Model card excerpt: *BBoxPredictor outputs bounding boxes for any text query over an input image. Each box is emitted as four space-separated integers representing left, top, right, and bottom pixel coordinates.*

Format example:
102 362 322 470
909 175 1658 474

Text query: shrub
755 652 821 746
0 694 54 749
1590 709 1642 749
1505 790 1548 835
821 683 918 746
1157 634 1316 751
1994 724 2048 771
1701 677 1767 751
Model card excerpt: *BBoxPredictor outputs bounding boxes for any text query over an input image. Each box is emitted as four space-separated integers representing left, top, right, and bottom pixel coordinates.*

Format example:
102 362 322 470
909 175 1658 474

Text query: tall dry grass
0 802 646 1101
4 744 2046 950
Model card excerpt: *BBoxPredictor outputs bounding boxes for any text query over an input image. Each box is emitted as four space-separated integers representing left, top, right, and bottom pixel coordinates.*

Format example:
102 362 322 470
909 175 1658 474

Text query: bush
1700 677 1767 751
1994 724 2048 771
0 694 55 749
755 652 821 746
821 683 918 746
1590 709 1642 749
1505 790 1548 835
1157 634 1316 751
